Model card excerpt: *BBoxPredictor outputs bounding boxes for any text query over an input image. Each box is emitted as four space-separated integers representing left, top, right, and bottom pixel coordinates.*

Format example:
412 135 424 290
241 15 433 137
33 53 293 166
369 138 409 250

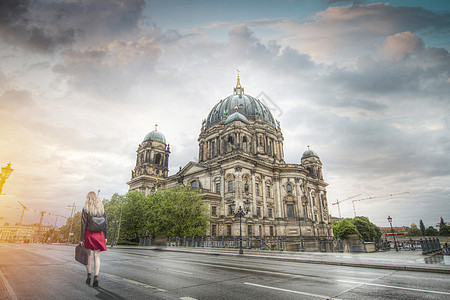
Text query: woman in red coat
80 191 107 287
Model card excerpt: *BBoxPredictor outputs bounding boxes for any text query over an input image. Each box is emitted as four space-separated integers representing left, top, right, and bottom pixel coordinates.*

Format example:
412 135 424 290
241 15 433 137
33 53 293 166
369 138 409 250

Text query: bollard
201 236 204 247
211 237 215 248
437 238 442 251
330 240 334 253
420 238 426 255
234 236 237 249
301 237 305 252
338 239 343 252
279 236 283 251
261 236 265 250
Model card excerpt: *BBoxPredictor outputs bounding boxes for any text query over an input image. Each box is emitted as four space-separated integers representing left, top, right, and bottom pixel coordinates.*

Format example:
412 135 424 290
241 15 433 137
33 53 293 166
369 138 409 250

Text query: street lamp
231 199 250 255
67 203 76 243
0 162 14 195
115 198 124 247
387 215 398 252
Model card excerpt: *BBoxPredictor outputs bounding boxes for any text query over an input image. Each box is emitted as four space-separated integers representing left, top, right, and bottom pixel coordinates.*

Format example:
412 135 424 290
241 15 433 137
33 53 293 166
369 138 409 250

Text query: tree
424 226 438 236
102 186 210 242
103 193 125 243
151 186 209 238
419 219 426 236
332 218 360 240
439 217 450 236
60 211 82 243
119 191 150 242
352 216 382 242
407 227 422 236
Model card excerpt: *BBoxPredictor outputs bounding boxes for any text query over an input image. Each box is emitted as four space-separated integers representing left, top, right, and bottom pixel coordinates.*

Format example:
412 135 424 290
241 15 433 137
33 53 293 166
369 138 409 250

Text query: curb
116 246 450 274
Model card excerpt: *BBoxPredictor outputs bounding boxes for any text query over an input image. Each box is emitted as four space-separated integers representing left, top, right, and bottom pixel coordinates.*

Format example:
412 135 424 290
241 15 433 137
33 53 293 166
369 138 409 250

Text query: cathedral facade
127 76 333 240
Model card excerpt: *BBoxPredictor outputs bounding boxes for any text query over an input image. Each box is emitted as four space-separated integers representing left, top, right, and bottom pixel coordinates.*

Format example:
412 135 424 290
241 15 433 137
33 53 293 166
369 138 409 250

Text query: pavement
117 245 450 274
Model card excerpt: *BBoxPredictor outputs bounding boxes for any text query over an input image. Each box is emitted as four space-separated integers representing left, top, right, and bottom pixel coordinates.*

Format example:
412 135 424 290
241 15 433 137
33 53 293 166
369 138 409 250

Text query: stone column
251 169 257 216
275 175 282 218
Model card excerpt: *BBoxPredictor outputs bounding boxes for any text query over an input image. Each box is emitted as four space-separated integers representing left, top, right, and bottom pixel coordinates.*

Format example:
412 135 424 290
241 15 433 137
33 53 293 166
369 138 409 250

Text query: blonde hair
84 191 104 216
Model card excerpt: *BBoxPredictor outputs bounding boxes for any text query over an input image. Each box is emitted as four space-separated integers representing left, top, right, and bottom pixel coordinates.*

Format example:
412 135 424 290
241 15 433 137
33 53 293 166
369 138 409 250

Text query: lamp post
231 199 250 255
387 215 398 252
115 198 124 246
67 203 76 243
0 162 14 195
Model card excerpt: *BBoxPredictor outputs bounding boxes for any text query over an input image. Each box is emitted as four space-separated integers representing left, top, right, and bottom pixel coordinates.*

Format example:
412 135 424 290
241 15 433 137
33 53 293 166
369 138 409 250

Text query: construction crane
331 194 361 218
18 201 27 225
351 192 409 217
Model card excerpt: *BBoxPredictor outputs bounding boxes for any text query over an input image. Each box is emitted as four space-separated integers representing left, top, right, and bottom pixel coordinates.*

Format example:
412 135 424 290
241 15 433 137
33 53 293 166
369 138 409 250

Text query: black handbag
75 244 88 265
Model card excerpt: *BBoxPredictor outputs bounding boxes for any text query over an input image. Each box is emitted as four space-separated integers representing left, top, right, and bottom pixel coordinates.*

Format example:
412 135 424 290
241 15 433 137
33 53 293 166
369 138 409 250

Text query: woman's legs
93 250 101 287
93 250 101 276
85 249 92 274
85 249 92 284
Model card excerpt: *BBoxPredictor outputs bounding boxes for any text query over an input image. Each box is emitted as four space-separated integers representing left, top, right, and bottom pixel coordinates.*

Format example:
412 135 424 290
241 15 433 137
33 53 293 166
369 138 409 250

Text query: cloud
277 3 450 63
382 31 425 61
52 36 161 98
0 0 146 53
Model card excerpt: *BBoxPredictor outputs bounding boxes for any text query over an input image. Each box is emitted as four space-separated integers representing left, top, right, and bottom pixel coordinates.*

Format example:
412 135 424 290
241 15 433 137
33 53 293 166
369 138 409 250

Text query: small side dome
224 108 250 125
144 124 166 144
302 146 319 159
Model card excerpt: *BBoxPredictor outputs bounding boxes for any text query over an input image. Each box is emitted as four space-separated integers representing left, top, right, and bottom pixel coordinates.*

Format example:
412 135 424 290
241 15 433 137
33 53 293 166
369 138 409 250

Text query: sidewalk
117 245 450 274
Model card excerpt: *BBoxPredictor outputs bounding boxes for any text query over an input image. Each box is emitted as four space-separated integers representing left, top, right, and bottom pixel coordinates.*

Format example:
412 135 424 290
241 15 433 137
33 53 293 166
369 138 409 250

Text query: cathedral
127 76 333 241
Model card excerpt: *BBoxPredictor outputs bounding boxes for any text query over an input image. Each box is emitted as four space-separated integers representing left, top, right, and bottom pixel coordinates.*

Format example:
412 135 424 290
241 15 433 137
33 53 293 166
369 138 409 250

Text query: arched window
227 136 234 152
286 183 293 193
242 137 247 152
155 153 162 165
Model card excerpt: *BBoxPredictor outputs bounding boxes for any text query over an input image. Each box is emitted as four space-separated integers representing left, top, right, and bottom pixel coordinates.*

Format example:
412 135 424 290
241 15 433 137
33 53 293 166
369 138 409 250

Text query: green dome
302 148 319 159
224 111 250 125
144 130 166 144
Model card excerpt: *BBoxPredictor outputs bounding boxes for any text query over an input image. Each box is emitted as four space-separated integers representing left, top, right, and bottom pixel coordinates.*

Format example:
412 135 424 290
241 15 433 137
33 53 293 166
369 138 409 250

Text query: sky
0 0 449 229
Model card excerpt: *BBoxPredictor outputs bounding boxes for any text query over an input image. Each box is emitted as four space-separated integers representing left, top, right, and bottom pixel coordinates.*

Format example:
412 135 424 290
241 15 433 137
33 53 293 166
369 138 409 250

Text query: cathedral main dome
205 76 277 129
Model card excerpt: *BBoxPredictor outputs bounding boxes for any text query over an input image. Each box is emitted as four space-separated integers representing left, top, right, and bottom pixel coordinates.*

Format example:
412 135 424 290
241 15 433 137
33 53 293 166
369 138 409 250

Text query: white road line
245 282 341 299
185 260 450 296
165 268 194 275
180 297 198 300
103 273 167 292
0 269 18 300
336 279 450 296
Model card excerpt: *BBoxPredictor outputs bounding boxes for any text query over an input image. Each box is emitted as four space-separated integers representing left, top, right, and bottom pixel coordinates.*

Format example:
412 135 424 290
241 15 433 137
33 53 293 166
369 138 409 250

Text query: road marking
165 268 194 275
0 270 18 300
185 261 450 296
180 297 198 300
245 282 341 299
103 273 167 292
336 279 450 296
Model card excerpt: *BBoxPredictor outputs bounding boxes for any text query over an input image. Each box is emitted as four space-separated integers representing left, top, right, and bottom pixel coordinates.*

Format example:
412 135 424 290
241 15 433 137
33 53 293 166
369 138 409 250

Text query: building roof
205 76 277 129
143 125 166 144
224 109 250 125
302 146 320 159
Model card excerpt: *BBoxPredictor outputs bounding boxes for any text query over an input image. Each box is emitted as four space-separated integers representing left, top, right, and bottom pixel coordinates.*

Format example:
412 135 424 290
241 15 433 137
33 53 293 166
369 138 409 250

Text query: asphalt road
1 244 449 299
